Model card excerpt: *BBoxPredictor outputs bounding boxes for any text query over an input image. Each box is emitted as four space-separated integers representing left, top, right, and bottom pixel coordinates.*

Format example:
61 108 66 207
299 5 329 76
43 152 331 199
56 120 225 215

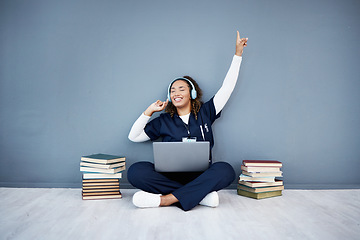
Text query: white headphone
167 77 197 102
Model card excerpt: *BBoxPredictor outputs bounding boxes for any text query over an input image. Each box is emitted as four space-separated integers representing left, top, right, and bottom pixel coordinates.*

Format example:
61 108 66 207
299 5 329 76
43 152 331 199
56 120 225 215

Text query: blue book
81 153 125 164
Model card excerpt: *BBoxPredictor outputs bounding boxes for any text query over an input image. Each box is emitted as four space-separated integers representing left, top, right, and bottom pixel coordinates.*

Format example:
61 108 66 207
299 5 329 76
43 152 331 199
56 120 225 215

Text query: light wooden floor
1 188 359 240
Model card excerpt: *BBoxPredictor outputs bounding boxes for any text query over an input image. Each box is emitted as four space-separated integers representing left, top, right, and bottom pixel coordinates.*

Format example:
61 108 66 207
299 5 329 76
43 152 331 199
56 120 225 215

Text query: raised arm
214 31 248 114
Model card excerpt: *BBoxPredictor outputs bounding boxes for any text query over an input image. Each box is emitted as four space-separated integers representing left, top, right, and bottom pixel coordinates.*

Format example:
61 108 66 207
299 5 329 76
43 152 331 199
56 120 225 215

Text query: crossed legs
127 161 235 211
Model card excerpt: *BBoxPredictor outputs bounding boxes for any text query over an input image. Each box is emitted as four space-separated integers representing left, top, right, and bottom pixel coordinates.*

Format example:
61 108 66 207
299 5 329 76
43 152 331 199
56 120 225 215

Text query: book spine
237 189 282 199
82 194 122 200
80 162 125 169
237 184 284 193
82 188 120 193
242 170 283 177
239 175 275 182
242 160 282 167
241 165 281 172
238 180 284 188
80 166 125 174
82 173 123 179
82 178 120 183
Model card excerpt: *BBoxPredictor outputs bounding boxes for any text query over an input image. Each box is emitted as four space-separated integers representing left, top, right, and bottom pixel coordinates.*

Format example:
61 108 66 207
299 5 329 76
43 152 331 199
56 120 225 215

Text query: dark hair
165 76 203 119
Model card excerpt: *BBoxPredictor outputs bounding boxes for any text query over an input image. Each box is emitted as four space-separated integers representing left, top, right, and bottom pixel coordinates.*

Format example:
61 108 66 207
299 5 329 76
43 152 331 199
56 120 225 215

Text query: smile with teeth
174 97 183 102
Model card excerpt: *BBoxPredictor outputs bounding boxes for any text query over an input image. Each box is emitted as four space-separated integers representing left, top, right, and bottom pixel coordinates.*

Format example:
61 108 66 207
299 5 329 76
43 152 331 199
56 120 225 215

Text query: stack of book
237 160 284 199
80 153 126 200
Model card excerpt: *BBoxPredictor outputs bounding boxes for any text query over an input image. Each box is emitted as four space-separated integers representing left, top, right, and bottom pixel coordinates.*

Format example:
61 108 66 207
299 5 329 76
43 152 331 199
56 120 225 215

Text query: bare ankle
160 194 178 206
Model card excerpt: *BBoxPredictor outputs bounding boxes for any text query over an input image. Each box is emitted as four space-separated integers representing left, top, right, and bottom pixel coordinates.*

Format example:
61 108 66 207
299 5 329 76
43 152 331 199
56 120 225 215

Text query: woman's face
170 80 192 109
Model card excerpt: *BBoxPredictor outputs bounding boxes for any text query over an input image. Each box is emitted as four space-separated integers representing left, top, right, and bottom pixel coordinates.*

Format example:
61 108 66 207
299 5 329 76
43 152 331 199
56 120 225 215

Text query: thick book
82 192 122 200
242 170 283 177
82 181 120 187
237 189 282 199
82 178 120 183
82 191 121 196
82 188 120 193
241 165 281 172
82 185 120 190
239 174 275 182
81 154 125 164
242 160 282 167
82 172 122 179
80 161 125 169
238 179 283 188
80 165 125 174
237 184 284 193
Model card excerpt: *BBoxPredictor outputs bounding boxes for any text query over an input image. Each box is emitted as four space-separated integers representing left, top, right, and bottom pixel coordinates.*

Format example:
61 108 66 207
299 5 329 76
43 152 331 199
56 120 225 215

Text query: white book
83 172 123 179
239 174 275 182
80 165 125 174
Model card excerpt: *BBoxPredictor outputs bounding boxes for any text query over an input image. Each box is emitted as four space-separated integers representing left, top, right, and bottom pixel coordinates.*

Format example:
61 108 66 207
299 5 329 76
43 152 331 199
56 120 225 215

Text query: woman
128 31 248 211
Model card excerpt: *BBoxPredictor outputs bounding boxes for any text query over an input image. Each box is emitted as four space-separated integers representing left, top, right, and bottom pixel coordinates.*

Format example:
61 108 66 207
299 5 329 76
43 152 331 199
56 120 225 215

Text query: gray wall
1 0 359 188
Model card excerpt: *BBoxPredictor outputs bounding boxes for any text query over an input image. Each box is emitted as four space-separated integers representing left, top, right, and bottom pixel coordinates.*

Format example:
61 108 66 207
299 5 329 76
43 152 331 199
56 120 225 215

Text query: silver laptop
153 142 210 172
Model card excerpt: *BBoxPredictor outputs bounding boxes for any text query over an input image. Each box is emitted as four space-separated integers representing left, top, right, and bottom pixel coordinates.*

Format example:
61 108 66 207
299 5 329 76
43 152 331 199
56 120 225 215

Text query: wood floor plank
0 188 359 240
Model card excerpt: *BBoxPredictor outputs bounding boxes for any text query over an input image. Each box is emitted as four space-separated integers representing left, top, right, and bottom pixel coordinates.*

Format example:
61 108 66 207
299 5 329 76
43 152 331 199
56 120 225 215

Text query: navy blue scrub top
144 97 221 153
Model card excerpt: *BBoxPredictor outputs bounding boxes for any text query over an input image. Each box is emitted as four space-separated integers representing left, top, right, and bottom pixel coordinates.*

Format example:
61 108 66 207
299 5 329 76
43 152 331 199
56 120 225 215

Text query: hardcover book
239 174 275 182
82 172 123 179
82 188 120 193
82 182 120 187
82 178 120 183
237 184 284 193
237 189 282 199
242 160 282 167
238 179 283 188
242 170 283 178
82 186 120 190
82 191 121 196
80 161 125 169
82 192 122 200
80 165 125 174
241 165 281 172
81 154 125 164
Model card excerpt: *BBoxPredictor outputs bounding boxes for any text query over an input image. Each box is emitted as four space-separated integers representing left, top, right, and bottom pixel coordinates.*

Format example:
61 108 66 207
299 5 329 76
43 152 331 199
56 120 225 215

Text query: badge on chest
182 137 197 142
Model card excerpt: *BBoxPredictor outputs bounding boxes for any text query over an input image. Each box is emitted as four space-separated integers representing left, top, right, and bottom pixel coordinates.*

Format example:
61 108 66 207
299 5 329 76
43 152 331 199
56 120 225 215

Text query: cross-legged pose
128 31 248 211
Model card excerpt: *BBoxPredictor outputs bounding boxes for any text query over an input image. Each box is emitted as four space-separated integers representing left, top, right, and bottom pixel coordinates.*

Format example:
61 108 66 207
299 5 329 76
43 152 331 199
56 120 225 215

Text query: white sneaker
199 191 219 207
132 191 161 208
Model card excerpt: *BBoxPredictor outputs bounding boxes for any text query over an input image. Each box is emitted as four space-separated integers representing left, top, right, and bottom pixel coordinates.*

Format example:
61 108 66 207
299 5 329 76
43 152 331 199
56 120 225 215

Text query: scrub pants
127 161 236 211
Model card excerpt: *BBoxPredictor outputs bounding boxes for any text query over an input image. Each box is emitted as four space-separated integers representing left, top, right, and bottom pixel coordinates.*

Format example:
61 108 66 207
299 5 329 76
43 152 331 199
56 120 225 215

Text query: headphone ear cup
168 92 172 102
191 89 197 99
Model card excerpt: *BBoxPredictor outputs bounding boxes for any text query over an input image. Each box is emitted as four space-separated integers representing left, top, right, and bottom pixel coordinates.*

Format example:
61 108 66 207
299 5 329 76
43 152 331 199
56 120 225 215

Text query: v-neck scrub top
144 97 220 150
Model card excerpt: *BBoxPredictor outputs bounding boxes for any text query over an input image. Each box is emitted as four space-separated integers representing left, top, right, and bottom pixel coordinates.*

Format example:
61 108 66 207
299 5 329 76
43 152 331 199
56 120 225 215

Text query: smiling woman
127 31 248 211
165 76 203 119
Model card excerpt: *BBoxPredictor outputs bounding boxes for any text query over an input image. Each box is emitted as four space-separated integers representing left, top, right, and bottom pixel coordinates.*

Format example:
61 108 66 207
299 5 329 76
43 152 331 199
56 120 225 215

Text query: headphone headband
167 77 197 102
